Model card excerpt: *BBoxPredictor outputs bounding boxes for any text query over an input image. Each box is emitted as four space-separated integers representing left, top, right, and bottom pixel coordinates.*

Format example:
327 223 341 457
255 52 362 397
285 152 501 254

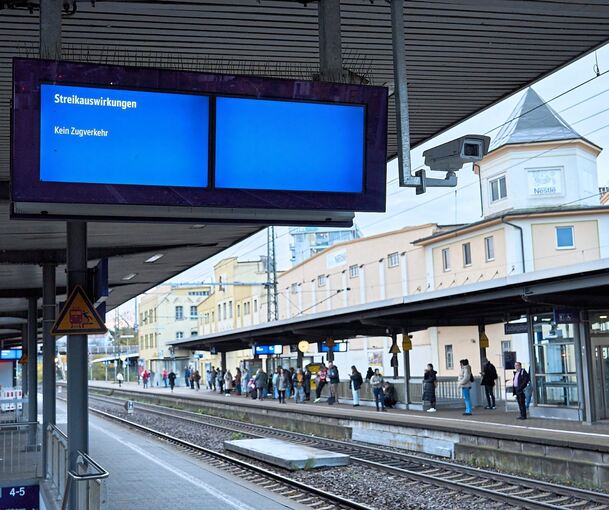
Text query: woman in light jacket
457 359 473 416
224 369 233 396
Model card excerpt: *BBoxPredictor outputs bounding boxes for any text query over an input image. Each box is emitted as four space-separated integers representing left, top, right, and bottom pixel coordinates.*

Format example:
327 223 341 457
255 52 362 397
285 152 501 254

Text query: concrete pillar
578 310 595 423
400 252 409 296
526 313 537 408
221 351 227 373
27 297 38 428
317 0 343 82
42 264 56 475
402 329 411 406
22 324 28 396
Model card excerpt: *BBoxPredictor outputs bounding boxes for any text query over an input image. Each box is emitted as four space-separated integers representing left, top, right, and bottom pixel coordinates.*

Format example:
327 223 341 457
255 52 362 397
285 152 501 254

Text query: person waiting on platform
224 369 233 396
314 363 328 403
184 366 190 388
383 381 397 408
142 369 150 389
303 366 312 401
255 368 268 401
457 359 473 416
116 372 124 388
277 367 289 404
234 368 242 396
189 370 195 389
365 367 374 385
293 368 306 403
168 370 176 392
481 359 498 409
350 366 363 407
327 362 340 405
423 363 437 412
194 370 201 390
241 366 250 397
272 368 279 400
513 362 530 420
162 368 168 388
217 368 224 393
370 369 385 411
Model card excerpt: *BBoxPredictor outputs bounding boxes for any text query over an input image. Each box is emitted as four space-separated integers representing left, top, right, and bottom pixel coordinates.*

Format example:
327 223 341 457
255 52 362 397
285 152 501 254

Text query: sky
110 41 609 326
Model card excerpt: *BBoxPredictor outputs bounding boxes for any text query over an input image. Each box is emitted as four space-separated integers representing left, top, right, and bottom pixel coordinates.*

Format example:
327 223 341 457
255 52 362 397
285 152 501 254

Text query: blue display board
319 341 348 353
215 97 365 192
0 349 22 361
39 84 209 187
253 345 283 356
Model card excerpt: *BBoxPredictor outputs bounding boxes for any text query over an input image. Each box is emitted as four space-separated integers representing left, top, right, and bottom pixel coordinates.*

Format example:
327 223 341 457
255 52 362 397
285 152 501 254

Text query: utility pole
266 226 279 322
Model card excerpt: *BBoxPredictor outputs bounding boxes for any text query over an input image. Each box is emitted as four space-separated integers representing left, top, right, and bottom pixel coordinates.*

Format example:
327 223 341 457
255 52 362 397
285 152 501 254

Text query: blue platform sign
253 345 283 356
40 84 210 188
319 341 348 353
0 483 39 510
0 349 22 361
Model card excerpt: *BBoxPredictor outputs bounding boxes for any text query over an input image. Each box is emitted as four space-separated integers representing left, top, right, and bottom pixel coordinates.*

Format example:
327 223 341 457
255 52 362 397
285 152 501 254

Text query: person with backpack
116 371 124 388
327 362 340 405
481 359 498 409
457 359 473 416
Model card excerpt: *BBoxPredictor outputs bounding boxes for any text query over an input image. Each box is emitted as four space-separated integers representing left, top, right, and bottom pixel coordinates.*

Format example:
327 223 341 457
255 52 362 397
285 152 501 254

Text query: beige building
138 284 210 385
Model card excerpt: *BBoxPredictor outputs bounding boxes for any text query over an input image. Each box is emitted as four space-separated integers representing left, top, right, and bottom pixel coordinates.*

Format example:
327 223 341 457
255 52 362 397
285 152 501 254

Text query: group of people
129 358 533 420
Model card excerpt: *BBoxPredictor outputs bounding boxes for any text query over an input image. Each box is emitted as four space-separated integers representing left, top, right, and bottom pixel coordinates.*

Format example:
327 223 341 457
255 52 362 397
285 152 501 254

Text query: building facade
289 225 361 266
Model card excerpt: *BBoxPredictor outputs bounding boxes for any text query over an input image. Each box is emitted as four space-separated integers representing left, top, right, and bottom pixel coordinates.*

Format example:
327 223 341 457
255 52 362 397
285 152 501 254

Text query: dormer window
489 175 507 203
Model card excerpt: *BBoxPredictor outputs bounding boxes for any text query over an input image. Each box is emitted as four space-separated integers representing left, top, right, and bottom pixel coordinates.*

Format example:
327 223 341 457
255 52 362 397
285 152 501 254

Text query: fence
0 421 41 481
46 424 109 510
0 387 26 423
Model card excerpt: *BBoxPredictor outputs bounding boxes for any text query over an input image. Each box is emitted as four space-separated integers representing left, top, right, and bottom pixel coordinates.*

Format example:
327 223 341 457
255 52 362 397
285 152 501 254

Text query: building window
244 302 250 315
349 264 359 278
204 313 209 325
484 236 495 261
190 306 198 319
462 242 472 267
317 274 327 287
175 305 184 320
441 248 450 272
489 175 507 203
501 340 512 352
556 226 575 249
176 331 184 339
290 283 298 294
228 301 233 319
254 299 258 313
445 344 454 370
387 252 399 268
191 330 197 337
222 302 227 320
237 304 241 318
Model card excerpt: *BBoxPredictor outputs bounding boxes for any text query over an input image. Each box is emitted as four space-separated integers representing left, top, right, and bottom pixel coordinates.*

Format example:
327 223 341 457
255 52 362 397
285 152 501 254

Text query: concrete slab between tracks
224 438 350 470
83 381 609 489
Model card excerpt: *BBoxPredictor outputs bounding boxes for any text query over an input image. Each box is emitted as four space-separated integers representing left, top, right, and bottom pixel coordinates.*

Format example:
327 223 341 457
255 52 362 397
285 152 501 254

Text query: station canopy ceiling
2 0 609 343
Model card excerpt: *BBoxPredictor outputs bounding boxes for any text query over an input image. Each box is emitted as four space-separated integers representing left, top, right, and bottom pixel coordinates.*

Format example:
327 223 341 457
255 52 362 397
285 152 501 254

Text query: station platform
83 380 609 488
50 398 306 510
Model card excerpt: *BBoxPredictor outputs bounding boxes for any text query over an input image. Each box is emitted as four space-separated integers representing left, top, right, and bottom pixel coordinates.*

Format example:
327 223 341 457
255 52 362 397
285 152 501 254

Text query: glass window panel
556 226 574 248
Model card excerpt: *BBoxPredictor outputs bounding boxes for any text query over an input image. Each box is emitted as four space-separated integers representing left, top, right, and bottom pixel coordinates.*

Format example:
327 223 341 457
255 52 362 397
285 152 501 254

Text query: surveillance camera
422 135 491 173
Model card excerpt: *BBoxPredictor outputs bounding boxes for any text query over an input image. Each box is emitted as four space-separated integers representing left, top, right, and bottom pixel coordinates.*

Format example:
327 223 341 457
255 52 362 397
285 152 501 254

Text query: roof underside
2 0 609 342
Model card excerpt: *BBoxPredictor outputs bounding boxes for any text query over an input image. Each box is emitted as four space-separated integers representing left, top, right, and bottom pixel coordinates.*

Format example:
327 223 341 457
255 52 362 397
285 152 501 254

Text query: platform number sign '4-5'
0 483 40 510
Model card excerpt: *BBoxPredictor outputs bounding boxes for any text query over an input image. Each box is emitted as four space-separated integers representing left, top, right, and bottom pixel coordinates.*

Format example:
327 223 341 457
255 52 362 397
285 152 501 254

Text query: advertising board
12 59 388 225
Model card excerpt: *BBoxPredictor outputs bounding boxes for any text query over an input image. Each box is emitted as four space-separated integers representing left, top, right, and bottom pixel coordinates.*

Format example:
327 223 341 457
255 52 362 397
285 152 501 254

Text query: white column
297 284 303 314
378 259 386 300
359 265 366 304
341 271 348 307
400 251 409 296
326 276 332 311
310 280 316 314
429 327 440 371
425 247 435 291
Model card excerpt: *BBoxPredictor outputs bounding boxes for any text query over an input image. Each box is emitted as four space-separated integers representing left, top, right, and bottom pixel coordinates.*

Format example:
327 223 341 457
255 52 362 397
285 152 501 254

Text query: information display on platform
215 97 364 192
40 84 209 187
0 483 39 510
12 59 388 224
0 349 22 361
253 345 283 356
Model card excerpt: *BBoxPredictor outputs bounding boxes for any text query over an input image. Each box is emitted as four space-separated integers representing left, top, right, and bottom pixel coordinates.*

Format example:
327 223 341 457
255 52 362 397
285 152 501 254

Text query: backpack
469 373 474 383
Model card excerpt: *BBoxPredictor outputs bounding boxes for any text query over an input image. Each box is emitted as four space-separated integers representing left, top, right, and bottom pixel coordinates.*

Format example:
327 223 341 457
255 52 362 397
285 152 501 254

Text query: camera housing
422 135 491 173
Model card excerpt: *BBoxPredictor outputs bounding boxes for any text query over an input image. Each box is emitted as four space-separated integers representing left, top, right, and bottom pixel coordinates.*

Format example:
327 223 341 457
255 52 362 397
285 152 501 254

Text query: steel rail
85 392 609 510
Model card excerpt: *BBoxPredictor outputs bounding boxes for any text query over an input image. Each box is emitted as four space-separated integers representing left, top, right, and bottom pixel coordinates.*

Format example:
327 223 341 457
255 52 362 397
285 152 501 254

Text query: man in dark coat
481 360 498 409
168 370 177 392
422 363 437 412
513 361 530 420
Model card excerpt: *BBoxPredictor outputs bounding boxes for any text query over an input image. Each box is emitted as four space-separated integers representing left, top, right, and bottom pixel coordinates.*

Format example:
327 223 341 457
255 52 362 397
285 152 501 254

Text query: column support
66 221 88 510
27 297 38 444
317 0 343 82
402 329 411 407
42 264 56 475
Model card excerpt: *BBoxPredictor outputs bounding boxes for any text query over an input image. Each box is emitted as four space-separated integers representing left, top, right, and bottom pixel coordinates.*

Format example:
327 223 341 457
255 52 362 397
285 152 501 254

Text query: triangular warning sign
52 285 108 336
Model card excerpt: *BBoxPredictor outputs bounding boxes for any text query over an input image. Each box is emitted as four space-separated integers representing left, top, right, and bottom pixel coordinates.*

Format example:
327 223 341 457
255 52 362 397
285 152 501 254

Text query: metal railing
0 421 41 480
60 450 109 510
46 424 108 510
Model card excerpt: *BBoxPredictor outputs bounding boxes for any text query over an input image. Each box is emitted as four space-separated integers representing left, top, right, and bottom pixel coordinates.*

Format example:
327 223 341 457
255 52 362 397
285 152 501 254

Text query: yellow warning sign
389 343 401 354
18 354 28 365
52 285 108 336
479 331 490 349
326 338 335 349
402 338 412 351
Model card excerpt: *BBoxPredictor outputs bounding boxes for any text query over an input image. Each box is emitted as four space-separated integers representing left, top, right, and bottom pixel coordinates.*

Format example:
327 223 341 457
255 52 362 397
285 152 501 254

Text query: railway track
87 392 609 510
